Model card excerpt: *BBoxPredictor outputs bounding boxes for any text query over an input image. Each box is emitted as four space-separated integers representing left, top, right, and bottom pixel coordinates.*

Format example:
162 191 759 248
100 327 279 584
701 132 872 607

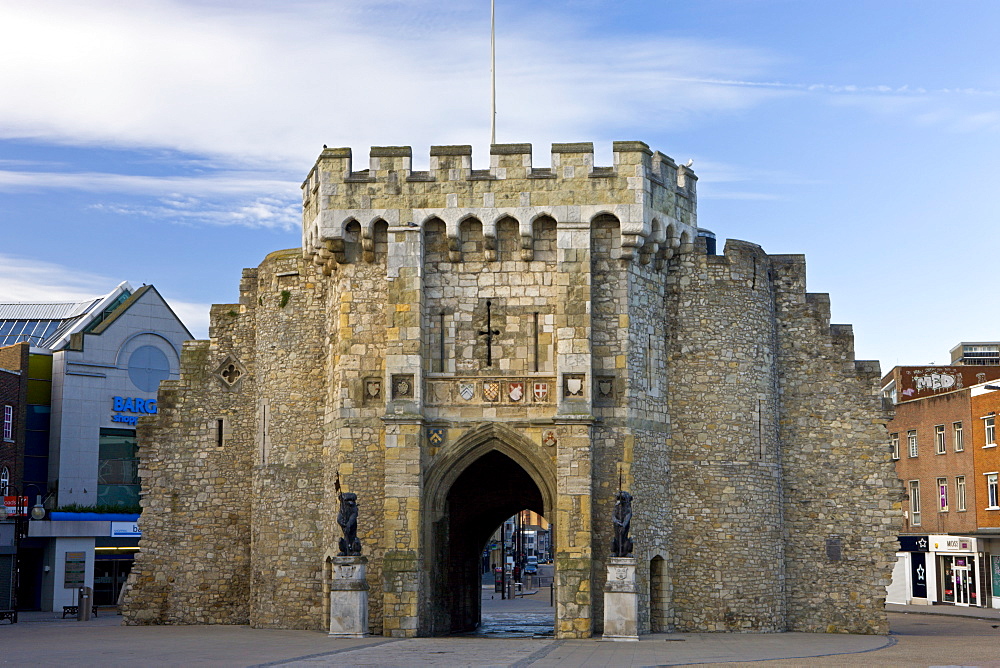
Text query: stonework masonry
123 141 901 638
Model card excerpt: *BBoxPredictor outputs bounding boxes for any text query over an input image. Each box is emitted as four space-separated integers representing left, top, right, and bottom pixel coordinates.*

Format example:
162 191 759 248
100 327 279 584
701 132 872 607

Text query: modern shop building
0 282 189 610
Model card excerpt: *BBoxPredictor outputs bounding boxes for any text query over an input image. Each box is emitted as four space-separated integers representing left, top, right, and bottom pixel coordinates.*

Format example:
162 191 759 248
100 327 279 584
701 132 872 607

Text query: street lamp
6 483 47 522
25 484 47 521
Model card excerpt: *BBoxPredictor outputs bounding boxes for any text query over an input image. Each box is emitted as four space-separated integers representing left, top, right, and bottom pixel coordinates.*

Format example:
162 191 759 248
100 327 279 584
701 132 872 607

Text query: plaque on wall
363 377 382 405
533 382 549 402
483 381 500 402
563 374 585 398
596 375 615 404
391 374 414 399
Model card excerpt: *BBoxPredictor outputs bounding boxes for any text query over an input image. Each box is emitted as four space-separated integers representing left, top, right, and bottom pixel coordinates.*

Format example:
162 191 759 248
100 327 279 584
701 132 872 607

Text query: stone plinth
602 557 638 641
329 556 369 638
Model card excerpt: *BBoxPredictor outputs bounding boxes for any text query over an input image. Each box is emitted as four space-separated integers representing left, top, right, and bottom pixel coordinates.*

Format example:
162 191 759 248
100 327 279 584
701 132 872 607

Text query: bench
62 605 98 618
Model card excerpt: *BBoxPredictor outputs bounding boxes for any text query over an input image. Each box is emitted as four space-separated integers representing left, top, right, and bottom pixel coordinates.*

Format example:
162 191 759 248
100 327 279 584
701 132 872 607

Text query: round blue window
128 345 170 392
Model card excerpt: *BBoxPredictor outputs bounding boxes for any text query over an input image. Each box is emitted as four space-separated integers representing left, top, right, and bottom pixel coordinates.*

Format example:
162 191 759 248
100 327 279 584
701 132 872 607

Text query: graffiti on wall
912 371 964 393
898 367 974 399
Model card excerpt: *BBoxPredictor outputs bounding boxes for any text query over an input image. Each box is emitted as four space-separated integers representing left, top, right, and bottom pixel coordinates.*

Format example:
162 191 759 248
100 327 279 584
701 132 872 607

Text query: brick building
0 342 28 499
0 342 29 615
883 363 1000 609
969 383 1000 607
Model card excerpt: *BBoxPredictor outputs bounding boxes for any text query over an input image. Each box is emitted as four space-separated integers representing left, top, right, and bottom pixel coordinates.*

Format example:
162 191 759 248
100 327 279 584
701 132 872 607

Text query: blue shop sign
898 535 929 552
111 396 158 425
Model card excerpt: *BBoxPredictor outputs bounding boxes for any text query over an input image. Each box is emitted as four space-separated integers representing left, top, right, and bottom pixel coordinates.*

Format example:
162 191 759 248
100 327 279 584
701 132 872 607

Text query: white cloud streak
0 1 781 168
669 77 1000 98
0 254 211 337
0 254 116 303
0 169 297 196
160 299 210 340
90 194 300 230
0 168 301 229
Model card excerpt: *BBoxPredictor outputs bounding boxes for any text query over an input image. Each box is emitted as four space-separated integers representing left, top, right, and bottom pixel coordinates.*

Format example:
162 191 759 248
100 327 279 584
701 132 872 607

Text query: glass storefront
940 554 978 606
93 556 134 606
97 428 139 508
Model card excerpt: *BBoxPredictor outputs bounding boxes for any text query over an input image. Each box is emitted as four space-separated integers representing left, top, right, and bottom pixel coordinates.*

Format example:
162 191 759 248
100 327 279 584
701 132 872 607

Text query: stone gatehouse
122 141 901 638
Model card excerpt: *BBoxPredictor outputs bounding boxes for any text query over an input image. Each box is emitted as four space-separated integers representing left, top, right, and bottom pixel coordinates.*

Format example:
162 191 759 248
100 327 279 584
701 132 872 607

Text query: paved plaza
2 588 999 667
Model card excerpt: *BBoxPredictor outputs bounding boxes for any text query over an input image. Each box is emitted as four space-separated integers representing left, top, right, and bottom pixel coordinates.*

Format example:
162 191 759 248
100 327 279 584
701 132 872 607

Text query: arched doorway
478 507 554 638
422 425 555 636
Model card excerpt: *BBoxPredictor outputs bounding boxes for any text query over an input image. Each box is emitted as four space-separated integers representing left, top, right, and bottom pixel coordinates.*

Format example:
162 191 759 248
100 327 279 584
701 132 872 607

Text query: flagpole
490 0 496 145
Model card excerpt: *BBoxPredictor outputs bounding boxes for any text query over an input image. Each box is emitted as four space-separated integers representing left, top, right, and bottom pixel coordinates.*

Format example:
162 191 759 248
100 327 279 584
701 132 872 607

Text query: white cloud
1 0 994 176
163 298 210 340
0 254 118 303
700 191 783 202
0 1 781 168
0 254 211 338
0 168 297 196
90 194 300 230
0 168 301 229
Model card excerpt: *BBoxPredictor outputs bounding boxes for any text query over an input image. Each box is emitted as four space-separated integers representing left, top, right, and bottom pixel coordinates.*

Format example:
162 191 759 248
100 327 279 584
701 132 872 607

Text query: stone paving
1 602 998 667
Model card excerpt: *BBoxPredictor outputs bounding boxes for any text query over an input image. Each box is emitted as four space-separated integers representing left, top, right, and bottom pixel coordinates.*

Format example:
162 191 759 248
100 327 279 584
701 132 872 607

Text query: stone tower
123 141 901 638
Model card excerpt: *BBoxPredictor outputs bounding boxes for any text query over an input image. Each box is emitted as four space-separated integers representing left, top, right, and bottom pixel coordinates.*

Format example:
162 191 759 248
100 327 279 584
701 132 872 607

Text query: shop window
937 477 948 512
97 428 139 508
956 476 967 511
940 554 976 605
890 432 899 460
2 404 11 441
987 473 999 510
907 430 918 458
908 480 921 526
953 422 964 452
935 425 946 454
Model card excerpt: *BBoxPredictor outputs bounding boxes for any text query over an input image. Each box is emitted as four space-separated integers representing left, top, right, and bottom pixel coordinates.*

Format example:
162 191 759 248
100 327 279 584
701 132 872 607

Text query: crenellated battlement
300 141 699 271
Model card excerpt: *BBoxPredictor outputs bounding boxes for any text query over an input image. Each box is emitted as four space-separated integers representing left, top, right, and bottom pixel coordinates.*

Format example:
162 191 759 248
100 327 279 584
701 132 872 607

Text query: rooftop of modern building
0 281 134 350
949 341 1000 352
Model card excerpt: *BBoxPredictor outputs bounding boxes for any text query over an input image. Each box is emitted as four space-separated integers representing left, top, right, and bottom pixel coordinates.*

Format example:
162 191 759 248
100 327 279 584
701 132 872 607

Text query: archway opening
426 448 553 636
650 555 669 632
477 508 554 638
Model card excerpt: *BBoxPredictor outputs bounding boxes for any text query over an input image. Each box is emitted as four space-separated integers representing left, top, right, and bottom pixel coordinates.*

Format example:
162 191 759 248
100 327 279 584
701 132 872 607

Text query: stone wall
123 295 255 624
665 239 785 632
772 255 902 634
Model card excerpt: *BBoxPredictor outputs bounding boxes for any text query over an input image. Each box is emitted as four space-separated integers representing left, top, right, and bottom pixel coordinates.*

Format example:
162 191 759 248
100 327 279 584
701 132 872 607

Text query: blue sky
1 0 998 371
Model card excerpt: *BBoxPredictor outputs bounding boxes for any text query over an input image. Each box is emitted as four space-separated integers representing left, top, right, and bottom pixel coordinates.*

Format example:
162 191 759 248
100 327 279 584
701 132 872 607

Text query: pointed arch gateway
421 422 556 636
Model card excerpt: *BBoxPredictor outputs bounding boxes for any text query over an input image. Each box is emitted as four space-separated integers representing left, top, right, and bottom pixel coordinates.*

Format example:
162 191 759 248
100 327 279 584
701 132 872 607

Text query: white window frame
935 424 946 454
907 430 918 458
2 404 11 442
984 415 996 447
882 380 897 405
890 432 899 460
937 477 948 512
909 480 921 526
0 466 8 495
987 473 999 510
956 476 967 511
953 421 964 452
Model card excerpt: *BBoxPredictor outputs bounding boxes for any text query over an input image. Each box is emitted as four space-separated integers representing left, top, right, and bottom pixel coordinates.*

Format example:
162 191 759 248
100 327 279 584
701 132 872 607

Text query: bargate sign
111 396 158 425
